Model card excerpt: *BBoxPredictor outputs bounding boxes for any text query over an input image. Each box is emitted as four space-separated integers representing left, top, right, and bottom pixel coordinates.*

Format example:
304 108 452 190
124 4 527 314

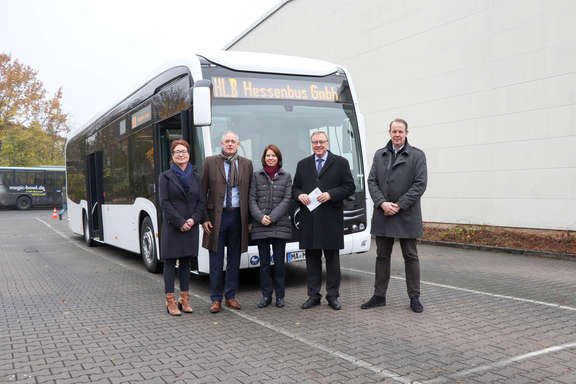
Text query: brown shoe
209 301 221 313
178 291 193 313
225 298 241 310
166 293 181 316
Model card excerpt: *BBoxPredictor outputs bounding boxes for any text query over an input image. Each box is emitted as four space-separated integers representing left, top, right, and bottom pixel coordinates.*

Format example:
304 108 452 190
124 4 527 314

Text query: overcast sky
0 0 279 131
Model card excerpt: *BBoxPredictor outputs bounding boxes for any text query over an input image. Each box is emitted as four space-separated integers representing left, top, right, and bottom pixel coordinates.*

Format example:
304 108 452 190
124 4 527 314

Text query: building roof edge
223 0 292 51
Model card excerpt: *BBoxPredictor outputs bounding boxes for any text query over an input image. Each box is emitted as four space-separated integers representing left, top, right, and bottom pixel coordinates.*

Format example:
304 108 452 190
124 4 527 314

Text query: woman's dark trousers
257 238 286 299
163 257 192 294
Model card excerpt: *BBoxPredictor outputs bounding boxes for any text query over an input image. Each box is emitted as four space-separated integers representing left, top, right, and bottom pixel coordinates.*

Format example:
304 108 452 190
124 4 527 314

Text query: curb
418 239 576 261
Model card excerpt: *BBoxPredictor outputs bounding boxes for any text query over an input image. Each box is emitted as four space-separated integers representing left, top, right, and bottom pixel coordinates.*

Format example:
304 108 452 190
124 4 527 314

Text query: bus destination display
212 76 347 102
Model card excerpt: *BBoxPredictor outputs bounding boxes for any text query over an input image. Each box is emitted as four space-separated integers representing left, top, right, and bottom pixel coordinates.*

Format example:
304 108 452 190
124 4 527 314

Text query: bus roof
67 51 344 142
67 65 193 141
199 51 339 77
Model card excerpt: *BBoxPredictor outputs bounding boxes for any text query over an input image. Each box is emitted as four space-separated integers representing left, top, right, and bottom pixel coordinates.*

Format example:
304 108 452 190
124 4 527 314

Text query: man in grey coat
361 118 428 313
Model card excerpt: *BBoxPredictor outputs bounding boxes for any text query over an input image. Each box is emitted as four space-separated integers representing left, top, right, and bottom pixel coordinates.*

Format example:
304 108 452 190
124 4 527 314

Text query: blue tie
316 158 324 174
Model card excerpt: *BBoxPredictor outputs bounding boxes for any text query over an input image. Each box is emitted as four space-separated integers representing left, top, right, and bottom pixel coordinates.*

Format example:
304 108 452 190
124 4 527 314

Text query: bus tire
82 212 95 247
16 196 32 210
140 216 161 273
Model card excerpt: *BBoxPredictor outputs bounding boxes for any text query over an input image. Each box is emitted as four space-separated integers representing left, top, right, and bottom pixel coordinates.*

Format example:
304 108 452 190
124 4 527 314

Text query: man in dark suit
201 130 253 313
292 131 355 310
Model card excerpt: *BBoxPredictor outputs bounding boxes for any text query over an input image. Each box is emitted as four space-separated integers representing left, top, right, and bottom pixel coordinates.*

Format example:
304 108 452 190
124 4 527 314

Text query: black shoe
301 297 321 309
327 298 342 310
410 296 424 313
360 295 387 309
275 297 285 308
257 297 272 308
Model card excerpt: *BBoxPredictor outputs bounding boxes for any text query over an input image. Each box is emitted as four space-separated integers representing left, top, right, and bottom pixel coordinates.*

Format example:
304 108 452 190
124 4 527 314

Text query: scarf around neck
263 165 279 180
171 162 192 192
219 151 240 186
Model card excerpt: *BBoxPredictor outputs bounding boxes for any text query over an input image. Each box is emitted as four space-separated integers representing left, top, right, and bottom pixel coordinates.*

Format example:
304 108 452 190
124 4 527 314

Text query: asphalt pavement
1 210 575 383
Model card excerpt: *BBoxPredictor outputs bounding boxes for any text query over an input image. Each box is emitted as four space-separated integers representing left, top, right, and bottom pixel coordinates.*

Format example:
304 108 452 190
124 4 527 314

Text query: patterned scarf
219 151 240 186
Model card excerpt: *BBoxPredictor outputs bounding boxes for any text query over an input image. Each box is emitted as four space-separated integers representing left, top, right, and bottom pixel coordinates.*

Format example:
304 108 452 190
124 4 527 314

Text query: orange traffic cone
52 208 58 219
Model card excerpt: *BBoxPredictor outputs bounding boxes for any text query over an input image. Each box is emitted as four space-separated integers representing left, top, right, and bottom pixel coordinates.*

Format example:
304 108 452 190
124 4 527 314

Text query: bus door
156 113 186 173
155 110 199 173
86 151 104 241
155 111 203 269
45 172 63 207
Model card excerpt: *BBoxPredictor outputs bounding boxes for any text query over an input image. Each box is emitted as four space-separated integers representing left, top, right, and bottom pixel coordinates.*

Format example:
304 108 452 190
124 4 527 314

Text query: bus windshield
208 101 364 193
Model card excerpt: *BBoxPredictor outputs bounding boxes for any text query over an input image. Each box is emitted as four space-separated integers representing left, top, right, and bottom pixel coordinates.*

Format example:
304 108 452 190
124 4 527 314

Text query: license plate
286 250 306 263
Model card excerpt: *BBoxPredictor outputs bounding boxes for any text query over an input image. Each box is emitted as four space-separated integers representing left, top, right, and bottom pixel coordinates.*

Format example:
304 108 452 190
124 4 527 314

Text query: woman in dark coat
158 140 204 316
249 144 292 308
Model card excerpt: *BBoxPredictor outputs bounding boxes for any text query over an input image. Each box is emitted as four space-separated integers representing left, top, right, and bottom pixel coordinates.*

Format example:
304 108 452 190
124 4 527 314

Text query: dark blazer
201 155 253 252
158 166 204 260
292 151 355 250
369 140 427 238
249 168 293 241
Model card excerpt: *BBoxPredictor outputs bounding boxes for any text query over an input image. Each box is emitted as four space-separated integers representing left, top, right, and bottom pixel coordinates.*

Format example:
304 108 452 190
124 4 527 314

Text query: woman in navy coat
158 140 204 316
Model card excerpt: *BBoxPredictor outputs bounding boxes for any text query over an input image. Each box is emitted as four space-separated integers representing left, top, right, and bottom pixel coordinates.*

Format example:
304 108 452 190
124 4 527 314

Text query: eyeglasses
311 140 327 145
173 150 188 155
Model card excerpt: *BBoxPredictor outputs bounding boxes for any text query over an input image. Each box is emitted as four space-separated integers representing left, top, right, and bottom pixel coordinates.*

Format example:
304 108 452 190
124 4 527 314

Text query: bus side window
17 171 34 186
13 171 22 185
46 172 55 190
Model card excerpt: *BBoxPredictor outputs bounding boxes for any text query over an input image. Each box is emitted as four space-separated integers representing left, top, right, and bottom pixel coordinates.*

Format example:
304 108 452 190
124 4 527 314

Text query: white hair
221 130 239 142
310 131 329 142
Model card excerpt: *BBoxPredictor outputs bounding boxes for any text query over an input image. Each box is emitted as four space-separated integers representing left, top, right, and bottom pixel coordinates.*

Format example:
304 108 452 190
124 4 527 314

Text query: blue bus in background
0 166 65 210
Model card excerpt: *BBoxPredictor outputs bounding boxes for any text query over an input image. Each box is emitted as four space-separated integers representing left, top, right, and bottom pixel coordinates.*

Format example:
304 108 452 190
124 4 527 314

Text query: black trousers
163 257 192 294
305 249 340 300
257 238 286 299
374 237 420 298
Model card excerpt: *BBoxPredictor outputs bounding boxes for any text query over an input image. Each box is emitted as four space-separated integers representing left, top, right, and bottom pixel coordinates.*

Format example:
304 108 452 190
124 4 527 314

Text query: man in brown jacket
202 130 253 313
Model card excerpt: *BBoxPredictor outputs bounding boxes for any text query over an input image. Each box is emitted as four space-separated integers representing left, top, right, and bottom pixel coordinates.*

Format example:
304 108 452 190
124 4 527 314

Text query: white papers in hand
306 187 323 212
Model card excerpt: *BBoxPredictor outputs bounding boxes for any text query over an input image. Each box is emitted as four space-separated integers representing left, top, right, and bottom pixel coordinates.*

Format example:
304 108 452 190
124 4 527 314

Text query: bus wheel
140 216 161 273
16 196 32 210
82 213 95 247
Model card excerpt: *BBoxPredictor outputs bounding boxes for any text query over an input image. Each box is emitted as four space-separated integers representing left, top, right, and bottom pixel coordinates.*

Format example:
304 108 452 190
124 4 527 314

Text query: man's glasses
311 140 327 145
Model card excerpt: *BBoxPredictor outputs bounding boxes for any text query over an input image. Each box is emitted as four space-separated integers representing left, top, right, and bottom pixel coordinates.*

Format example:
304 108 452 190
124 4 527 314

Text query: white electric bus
65 51 370 273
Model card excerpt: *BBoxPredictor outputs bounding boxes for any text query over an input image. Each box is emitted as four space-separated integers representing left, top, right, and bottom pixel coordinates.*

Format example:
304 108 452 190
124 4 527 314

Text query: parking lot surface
1 210 576 383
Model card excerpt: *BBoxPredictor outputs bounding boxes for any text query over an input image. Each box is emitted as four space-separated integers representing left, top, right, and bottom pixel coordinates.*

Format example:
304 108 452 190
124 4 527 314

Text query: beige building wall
227 0 576 230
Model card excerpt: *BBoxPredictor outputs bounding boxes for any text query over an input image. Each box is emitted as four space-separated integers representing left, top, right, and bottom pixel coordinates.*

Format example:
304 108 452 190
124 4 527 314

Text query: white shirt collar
315 152 328 162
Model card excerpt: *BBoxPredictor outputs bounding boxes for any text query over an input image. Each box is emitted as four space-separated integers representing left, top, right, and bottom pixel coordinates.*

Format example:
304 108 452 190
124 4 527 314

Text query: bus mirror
192 80 213 126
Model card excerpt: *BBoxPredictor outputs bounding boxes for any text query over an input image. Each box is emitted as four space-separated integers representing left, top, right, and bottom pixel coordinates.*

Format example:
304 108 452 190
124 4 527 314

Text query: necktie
226 162 232 208
316 158 324 174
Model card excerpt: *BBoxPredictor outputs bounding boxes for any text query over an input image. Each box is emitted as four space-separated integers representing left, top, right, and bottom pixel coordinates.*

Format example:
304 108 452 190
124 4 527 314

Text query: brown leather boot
166 293 181 316
178 291 193 313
